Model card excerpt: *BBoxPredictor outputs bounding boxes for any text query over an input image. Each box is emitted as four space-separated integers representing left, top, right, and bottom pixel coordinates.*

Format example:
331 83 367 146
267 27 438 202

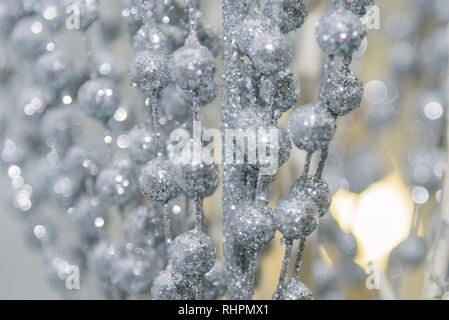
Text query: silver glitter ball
170 39 216 91
234 18 271 55
77 78 121 122
319 66 364 116
248 30 293 75
274 192 319 240
139 158 181 203
230 202 276 253
68 196 107 243
290 177 332 217
35 50 80 93
151 267 197 300
168 229 216 277
173 157 220 198
96 163 139 207
128 204 165 247
128 50 170 95
128 123 160 164
287 104 336 152
280 278 314 300
316 8 367 56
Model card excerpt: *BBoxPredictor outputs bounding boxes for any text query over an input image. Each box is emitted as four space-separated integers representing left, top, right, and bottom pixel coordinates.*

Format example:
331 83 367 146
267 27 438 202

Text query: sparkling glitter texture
316 7 367 57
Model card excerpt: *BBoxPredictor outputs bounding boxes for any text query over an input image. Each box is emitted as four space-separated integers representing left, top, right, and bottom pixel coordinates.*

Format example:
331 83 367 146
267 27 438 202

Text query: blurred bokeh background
0 0 448 299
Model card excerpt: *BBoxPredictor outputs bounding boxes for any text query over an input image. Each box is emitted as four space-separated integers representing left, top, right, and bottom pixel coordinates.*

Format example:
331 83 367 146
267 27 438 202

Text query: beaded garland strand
0 0 376 300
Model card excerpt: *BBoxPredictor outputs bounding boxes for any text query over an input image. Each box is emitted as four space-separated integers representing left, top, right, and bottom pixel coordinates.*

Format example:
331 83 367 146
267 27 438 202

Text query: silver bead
290 177 332 217
139 158 181 203
287 104 336 152
77 78 121 122
280 278 314 300
230 202 276 253
173 157 220 198
274 192 319 240
248 30 293 75
96 163 139 207
128 123 160 164
316 8 367 57
168 229 216 277
128 50 170 95
170 40 216 91
319 65 364 116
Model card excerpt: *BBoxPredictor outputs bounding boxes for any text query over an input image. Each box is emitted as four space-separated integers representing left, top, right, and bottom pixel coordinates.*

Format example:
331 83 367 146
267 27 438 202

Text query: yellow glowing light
330 172 414 270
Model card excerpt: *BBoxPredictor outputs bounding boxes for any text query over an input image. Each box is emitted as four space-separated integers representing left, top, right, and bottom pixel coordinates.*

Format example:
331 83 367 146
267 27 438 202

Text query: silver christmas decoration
0 0 387 301
316 7 367 57
168 229 216 277
139 158 180 203
287 104 336 152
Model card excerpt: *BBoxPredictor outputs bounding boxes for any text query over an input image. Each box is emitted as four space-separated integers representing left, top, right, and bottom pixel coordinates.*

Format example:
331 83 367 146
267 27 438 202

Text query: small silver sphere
35 51 80 93
278 0 309 33
274 193 319 240
96 164 139 207
290 177 332 217
287 104 336 152
248 30 293 75
170 40 216 91
173 157 220 198
128 123 160 164
230 202 276 253
316 8 367 56
139 158 181 203
168 230 216 277
128 50 170 95
77 78 121 122
319 66 364 116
